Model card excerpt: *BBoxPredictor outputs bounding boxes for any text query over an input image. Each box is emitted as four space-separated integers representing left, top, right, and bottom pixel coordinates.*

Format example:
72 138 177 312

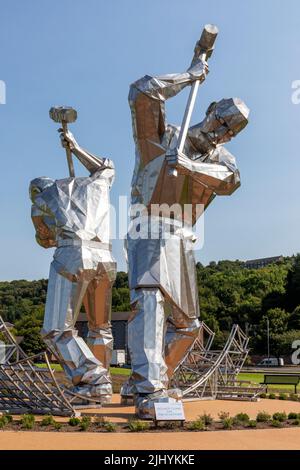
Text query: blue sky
0 0 299 280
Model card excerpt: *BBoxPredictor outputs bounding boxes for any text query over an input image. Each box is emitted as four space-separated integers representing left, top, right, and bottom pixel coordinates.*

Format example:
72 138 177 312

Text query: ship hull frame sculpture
122 24 250 418
29 106 116 403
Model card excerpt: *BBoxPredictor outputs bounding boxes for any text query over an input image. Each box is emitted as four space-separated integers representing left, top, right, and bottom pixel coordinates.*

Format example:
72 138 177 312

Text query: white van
257 357 284 367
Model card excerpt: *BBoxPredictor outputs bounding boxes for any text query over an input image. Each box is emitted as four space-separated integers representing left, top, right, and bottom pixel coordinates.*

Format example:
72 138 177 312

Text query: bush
278 393 287 400
289 394 299 401
292 419 300 426
288 412 298 420
187 418 205 431
256 411 271 423
0 415 11 429
222 417 234 430
54 422 62 431
218 411 230 420
271 419 283 428
247 420 257 428
128 419 150 432
68 417 81 427
234 413 250 424
41 415 55 427
260 393 267 398
198 413 213 425
103 422 117 432
94 416 106 427
268 393 276 399
272 412 287 422
79 416 91 431
21 414 35 429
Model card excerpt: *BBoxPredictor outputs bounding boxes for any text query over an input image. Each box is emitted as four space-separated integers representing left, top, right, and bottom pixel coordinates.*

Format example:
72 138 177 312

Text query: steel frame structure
171 323 264 401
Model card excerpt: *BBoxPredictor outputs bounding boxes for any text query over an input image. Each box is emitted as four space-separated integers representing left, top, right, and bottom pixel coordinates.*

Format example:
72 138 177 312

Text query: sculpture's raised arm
60 130 114 176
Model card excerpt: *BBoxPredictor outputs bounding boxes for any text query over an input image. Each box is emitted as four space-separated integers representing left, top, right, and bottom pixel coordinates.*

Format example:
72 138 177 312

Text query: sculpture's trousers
128 287 200 394
42 261 115 386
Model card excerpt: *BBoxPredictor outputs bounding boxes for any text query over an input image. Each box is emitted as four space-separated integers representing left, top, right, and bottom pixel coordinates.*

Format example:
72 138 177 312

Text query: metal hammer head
195 24 219 59
49 106 77 124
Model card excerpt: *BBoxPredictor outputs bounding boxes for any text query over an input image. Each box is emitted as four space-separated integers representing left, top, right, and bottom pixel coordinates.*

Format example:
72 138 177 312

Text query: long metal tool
169 24 218 177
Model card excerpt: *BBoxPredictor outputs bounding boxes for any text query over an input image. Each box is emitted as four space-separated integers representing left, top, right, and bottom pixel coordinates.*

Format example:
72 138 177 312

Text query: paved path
1 397 300 450
0 428 300 450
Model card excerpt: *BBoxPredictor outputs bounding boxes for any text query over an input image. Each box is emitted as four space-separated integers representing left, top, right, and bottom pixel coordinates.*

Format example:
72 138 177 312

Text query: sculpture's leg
164 304 200 380
83 265 115 370
41 263 111 400
127 287 168 395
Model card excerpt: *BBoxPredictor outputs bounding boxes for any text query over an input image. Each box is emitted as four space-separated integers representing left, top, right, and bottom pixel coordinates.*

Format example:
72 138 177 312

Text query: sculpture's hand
59 129 78 152
166 150 192 175
187 58 209 82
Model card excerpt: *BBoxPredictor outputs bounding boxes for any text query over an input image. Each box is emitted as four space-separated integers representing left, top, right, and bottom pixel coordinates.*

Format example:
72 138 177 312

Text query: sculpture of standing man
124 26 249 418
29 107 116 402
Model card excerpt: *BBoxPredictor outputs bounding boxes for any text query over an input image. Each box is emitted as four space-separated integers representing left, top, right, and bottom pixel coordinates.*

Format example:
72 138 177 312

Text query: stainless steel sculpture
29 106 116 402
124 25 250 418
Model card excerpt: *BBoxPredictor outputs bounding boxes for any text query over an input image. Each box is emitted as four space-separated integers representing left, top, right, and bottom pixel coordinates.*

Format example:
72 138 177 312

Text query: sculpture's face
200 98 249 146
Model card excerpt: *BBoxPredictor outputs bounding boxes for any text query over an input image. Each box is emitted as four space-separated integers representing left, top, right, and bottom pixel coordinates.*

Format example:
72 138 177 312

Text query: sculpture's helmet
29 177 54 202
202 98 249 145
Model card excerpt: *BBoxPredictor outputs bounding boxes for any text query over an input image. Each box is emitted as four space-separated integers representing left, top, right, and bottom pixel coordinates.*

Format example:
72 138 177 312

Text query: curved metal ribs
171 322 260 400
0 317 77 416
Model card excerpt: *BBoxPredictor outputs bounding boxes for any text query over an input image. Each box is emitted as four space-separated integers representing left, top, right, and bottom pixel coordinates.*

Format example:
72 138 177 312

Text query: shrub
271 419 283 428
94 416 106 427
54 422 62 431
68 417 81 427
218 411 230 420
128 419 150 432
268 393 276 399
103 422 117 432
247 420 257 428
292 419 300 426
289 393 299 401
279 393 287 400
256 411 271 423
3 414 12 423
187 418 205 431
260 393 267 398
79 416 91 431
272 412 287 422
41 415 55 427
222 417 234 430
288 412 298 420
0 415 10 429
234 413 250 424
21 414 35 429
199 413 213 425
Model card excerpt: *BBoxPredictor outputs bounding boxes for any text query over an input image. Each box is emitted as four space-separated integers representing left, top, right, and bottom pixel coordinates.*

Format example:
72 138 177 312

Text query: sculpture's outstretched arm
129 59 208 162
167 146 240 195
60 130 114 176
130 58 208 103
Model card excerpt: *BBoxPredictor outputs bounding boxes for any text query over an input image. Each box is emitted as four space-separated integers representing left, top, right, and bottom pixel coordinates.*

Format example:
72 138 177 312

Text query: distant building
244 255 284 269
76 311 130 362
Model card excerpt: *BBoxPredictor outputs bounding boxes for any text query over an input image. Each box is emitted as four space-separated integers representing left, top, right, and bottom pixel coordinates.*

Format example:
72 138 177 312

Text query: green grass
238 373 298 392
36 364 131 376
110 367 131 376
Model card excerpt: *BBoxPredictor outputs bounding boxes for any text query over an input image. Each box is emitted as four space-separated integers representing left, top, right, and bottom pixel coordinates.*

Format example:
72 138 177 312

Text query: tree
288 305 300 330
285 254 300 311
13 315 45 356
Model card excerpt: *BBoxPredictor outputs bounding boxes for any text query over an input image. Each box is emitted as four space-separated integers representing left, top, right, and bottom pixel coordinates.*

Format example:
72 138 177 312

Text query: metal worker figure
29 106 116 402
123 25 249 418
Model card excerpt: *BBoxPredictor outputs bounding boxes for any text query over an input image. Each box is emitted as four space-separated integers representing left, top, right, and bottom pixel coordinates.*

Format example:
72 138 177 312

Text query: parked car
257 357 284 367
